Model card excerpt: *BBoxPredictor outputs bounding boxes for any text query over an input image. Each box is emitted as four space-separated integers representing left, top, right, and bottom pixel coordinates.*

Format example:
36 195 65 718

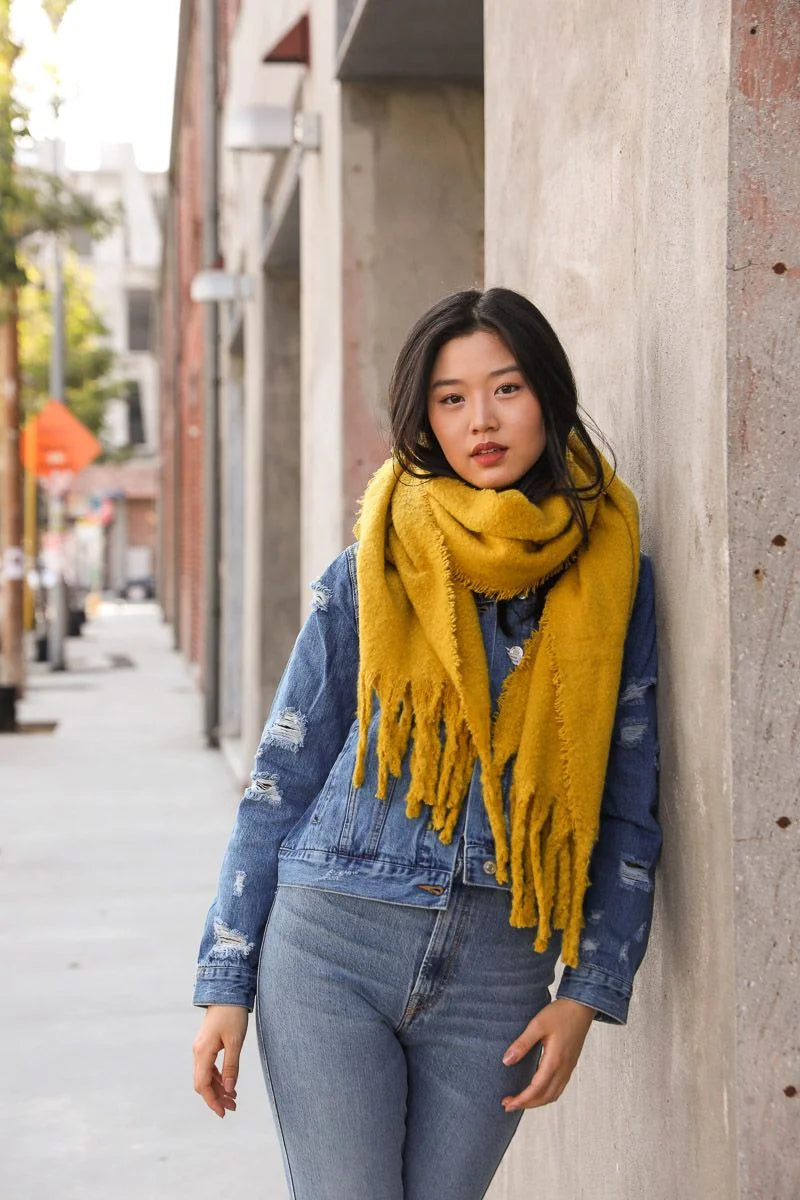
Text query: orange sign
20 400 102 478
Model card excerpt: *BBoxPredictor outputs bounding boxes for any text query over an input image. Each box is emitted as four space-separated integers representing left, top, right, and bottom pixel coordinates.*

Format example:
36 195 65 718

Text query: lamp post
45 122 68 671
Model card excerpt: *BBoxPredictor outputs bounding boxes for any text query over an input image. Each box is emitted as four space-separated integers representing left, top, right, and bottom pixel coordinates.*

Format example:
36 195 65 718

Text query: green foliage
18 254 125 438
1 0 27 283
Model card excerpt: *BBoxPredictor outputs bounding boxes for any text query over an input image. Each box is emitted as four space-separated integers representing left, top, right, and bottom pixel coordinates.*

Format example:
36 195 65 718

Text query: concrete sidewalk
0 604 287 1199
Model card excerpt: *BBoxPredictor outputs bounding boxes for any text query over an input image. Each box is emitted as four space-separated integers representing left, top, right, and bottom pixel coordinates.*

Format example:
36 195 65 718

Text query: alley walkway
1 603 287 1199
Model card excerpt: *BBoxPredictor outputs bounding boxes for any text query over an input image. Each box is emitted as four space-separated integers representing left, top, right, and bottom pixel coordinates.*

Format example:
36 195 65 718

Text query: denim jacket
195 544 661 1024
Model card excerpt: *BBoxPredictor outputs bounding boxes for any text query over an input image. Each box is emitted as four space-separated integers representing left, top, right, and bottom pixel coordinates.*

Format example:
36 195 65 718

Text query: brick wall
127 498 156 550
160 0 240 674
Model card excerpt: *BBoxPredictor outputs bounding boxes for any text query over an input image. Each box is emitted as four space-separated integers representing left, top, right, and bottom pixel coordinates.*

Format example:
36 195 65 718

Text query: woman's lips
470 443 508 467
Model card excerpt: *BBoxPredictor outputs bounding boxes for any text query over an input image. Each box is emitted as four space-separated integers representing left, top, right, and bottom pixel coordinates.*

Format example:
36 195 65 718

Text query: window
126 381 145 445
127 290 153 352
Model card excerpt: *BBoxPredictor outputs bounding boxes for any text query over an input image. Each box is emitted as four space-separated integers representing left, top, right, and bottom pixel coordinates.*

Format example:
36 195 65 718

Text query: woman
192 288 661 1199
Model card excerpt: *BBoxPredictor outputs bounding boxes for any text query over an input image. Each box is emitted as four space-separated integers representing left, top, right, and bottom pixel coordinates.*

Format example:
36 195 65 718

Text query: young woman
192 288 661 1200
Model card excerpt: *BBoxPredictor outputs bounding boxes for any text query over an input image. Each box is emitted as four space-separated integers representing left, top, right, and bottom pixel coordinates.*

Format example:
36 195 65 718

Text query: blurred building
159 4 799 1199
68 143 165 596
27 140 165 597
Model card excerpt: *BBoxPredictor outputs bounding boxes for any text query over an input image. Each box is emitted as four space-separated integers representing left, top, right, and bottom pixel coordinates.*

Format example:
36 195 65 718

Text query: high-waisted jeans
255 876 559 1200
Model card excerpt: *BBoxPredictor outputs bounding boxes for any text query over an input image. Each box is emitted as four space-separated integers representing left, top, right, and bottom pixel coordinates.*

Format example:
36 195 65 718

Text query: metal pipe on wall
201 0 221 746
170 187 182 652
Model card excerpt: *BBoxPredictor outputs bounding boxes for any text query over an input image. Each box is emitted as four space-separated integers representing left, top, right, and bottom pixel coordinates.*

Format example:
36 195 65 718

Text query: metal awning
262 14 310 65
337 0 483 84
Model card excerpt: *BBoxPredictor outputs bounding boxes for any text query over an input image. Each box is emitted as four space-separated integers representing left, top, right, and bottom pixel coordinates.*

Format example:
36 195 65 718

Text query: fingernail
503 1049 517 1065
223 1078 235 1094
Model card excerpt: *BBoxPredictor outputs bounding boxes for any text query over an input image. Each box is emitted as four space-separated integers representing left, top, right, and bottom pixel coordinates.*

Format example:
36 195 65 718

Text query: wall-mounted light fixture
190 270 254 304
223 105 321 153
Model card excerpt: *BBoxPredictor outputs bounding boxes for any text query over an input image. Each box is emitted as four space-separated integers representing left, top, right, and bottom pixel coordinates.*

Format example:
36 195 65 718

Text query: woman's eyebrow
429 364 521 389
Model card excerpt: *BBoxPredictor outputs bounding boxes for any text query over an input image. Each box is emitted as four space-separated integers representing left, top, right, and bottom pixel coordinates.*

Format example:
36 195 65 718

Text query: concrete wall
249 271 301 763
220 0 305 768
486 2 799 1197
485 2 738 1197
727 3 800 1195
340 82 484 538
300 0 346 587
302 10 485 577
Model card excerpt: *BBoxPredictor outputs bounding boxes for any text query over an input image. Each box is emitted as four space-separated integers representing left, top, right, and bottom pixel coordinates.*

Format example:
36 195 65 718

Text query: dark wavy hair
389 287 611 545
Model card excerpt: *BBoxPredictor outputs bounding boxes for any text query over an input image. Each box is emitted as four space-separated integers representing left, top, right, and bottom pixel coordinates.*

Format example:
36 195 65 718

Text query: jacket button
482 859 497 876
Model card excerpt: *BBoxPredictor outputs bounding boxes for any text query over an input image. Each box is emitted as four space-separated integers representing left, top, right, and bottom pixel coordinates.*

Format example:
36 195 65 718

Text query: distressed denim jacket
195 545 661 1024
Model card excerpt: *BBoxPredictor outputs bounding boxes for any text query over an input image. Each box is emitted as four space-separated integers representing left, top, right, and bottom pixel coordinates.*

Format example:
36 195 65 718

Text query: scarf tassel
354 678 478 837
507 790 590 969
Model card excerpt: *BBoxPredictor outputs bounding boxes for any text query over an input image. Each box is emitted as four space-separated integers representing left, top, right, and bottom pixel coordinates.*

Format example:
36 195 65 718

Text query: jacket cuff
557 963 632 1025
193 964 256 1011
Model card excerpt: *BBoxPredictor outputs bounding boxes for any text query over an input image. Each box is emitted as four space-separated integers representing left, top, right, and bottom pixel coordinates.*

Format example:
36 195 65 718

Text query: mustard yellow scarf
353 440 640 966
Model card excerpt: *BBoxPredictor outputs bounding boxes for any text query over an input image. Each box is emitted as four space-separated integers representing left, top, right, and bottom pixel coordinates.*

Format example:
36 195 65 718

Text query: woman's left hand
500 997 597 1110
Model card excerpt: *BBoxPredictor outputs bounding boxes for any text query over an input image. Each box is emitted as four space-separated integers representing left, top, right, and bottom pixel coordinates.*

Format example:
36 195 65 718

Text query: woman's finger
502 1014 543 1066
193 1031 226 1117
502 1043 564 1110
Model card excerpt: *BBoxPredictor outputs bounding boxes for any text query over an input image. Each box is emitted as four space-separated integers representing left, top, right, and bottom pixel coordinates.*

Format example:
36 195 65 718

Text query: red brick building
159 0 242 672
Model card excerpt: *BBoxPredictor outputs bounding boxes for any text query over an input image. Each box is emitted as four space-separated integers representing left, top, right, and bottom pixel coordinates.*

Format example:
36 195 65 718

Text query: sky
10 0 182 172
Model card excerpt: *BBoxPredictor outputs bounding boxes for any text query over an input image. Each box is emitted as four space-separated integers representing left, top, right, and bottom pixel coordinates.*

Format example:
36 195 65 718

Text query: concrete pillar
219 341 245 743
727 4 800 1195
484 3 798 1197
240 270 301 769
301 0 345 587
340 82 484 536
302 8 484 580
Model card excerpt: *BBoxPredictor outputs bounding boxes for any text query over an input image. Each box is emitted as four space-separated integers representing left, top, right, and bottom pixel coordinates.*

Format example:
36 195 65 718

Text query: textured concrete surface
485 2 739 1198
727 3 800 1195
340 81 484 538
0 606 286 1199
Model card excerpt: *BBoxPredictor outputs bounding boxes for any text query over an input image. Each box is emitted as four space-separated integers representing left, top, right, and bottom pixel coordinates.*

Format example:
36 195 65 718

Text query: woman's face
426 329 546 490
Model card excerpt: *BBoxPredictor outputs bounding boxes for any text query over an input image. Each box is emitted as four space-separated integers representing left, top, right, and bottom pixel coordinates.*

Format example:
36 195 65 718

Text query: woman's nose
469 396 498 432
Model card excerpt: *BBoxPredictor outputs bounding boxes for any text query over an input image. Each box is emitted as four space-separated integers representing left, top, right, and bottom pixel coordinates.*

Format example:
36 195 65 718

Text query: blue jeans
255 877 559 1200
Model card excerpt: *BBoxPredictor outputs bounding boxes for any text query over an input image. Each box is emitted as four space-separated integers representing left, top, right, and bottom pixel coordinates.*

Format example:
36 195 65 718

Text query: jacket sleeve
556 554 661 1024
193 546 360 1009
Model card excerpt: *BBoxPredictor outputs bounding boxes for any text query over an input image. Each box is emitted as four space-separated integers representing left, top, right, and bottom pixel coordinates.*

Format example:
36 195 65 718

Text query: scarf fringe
507 788 591 968
354 676 479 841
355 672 590 967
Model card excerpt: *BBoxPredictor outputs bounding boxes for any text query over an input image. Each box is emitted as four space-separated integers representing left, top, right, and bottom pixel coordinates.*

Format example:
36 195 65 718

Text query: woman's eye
496 383 520 396
440 393 463 406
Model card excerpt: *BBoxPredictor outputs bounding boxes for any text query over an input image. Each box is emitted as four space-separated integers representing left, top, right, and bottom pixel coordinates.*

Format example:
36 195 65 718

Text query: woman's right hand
193 1004 249 1118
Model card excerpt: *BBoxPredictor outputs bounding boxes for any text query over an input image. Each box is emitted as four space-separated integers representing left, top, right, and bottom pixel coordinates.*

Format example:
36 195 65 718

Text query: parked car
122 574 155 602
